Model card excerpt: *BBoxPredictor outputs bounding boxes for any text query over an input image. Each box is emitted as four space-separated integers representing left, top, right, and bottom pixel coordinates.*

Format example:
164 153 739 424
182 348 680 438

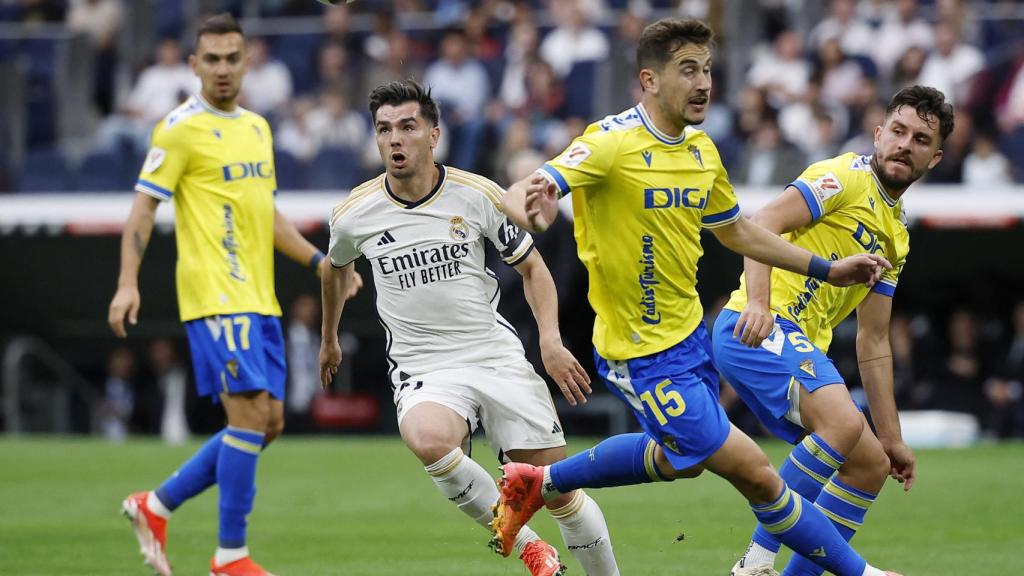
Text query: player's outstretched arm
513 249 592 405
734 185 817 347
108 192 160 338
856 292 915 491
500 173 559 234
320 261 356 390
712 216 892 289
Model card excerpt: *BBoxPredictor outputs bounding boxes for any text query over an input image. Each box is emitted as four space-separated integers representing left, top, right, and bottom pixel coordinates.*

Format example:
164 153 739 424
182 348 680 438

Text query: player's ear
429 124 440 149
927 147 943 169
639 68 657 94
188 53 197 75
873 124 882 148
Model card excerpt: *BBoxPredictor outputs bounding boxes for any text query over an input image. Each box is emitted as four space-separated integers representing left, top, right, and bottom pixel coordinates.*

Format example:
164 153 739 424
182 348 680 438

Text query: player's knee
406 434 461 466
863 442 891 482
264 419 285 445
816 408 864 455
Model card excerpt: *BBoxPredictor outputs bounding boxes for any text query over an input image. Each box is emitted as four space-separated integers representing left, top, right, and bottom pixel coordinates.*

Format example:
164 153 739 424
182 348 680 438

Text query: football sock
145 491 172 519
425 447 542 556
750 485 867 576
782 477 878 576
155 428 225 511
549 490 619 576
748 434 845 567
217 427 264 549
544 433 668 499
214 545 249 566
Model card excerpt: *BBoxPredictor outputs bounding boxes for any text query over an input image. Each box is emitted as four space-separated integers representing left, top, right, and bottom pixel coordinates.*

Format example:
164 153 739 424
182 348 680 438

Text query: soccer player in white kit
319 80 620 576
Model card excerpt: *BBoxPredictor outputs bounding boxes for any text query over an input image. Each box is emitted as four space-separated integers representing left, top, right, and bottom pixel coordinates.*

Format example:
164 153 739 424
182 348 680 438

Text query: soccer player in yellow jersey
489 19 903 576
713 87 953 576
106 14 340 576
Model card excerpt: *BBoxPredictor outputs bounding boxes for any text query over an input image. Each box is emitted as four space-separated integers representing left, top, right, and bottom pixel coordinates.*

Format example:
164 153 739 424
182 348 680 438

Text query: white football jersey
328 165 536 387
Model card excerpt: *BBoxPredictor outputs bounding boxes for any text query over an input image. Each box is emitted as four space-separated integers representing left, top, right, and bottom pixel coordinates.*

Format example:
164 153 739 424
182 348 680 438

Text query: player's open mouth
391 152 407 165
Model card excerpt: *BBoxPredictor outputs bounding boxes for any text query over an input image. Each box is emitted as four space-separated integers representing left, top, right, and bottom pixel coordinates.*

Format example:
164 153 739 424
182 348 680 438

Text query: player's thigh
474 361 566 463
220 389 272 430
701 423 782 505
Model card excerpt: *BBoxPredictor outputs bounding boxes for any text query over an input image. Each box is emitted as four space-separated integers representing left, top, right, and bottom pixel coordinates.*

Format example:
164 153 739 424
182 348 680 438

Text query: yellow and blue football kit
712 153 910 443
136 95 284 400
539 103 740 469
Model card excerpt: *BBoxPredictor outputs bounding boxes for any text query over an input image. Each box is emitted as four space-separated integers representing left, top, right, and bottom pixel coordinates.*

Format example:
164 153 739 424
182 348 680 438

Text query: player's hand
347 271 364 300
540 336 592 406
524 174 559 233
734 300 774 348
319 340 343 390
826 253 892 287
883 439 916 491
108 285 141 338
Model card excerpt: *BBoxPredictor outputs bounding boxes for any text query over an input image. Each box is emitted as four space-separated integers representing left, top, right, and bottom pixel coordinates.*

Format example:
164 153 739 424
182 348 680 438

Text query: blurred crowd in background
1 0 1022 439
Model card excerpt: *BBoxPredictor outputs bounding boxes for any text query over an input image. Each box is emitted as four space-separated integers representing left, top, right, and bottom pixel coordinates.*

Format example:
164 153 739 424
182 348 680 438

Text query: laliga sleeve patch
142 147 166 174
557 142 592 168
810 172 843 203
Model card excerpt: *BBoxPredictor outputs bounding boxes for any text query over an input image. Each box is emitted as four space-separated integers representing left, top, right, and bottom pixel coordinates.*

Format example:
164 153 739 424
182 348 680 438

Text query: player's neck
199 91 238 114
387 163 440 203
640 99 685 139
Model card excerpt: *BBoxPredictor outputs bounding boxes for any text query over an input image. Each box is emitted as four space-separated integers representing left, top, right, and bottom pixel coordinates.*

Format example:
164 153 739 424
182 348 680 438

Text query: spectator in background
97 37 199 152
607 9 645 112
286 294 321 433
149 339 189 445
463 6 502 64
322 1 361 56
362 30 423 105
307 89 370 152
497 18 540 112
916 19 984 107
363 9 395 63
424 28 491 169
935 308 989 419
809 0 873 58
841 101 886 156
984 302 1024 437
746 29 810 109
101 347 135 442
962 133 1012 187
871 0 933 77
317 41 353 100
538 0 609 79
890 45 928 92
240 36 293 117
817 37 865 109
276 98 320 162
67 0 124 116
926 108 973 183
733 114 804 186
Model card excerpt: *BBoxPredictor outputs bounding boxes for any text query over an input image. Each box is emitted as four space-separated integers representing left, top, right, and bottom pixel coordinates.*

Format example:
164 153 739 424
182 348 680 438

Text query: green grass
0 437 1021 575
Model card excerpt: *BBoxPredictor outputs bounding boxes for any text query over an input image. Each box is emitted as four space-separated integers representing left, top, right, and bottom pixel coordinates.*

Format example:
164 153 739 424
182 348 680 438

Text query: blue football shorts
594 322 731 472
184 313 286 402
712 309 845 444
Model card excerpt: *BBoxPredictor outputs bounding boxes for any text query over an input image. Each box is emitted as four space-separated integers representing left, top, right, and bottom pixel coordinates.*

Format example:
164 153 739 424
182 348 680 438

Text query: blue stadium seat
76 150 137 192
565 61 597 119
273 148 304 191
306 147 363 190
273 35 321 95
17 147 74 192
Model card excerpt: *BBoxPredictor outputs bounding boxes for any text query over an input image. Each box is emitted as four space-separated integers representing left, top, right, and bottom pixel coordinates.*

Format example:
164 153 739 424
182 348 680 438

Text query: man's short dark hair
637 18 715 73
195 13 245 47
368 79 440 127
886 85 955 143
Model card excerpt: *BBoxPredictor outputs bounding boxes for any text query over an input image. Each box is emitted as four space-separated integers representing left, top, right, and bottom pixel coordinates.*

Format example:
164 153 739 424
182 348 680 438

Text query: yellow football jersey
135 95 281 321
725 153 910 351
540 104 740 360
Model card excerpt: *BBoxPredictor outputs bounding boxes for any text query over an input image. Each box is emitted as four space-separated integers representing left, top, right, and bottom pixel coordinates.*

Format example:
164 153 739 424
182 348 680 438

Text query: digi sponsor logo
643 187 708 210
222 161 273 182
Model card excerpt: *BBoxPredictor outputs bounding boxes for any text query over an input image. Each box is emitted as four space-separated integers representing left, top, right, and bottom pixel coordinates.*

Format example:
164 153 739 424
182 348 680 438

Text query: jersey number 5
640 379 686 425
221 316 252 351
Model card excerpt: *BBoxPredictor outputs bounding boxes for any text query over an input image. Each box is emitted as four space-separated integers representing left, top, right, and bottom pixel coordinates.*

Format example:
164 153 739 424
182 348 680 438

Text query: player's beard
871 154 920 191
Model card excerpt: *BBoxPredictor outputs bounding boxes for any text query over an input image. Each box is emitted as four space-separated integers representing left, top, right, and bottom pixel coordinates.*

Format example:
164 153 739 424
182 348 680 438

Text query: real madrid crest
449 216 468 241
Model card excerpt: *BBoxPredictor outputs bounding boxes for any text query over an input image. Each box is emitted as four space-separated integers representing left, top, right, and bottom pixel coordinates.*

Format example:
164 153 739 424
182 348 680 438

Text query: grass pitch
0 436 1020 575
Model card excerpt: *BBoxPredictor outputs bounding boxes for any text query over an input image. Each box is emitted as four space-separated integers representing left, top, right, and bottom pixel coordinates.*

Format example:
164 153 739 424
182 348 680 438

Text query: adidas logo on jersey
377 231 396 246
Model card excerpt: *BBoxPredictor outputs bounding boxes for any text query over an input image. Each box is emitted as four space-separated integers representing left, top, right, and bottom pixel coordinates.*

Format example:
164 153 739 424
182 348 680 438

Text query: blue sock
548 433 669 493
217 427 264 549
751 485 867 576
155 429 226 511
782 477 877 576
752 434 846 554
